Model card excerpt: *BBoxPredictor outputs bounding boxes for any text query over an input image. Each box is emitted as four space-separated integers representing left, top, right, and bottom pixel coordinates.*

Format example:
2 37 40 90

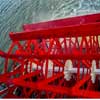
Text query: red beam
0 50 100 60
10 22 100 41
13 79 71 96
38 85 71 96
23 13 100 31
13 79 37 89
12 72 100 98
13 73 100 98
73 90 100 98
13 73 70 96
72 75 90 90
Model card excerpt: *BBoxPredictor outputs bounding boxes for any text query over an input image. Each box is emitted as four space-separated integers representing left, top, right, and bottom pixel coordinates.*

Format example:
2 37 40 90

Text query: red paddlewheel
0 13 100 98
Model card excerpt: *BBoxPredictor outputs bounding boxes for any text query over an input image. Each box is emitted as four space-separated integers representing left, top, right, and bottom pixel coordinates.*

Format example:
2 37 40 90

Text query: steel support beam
10 22 100 41
23 13 100 31
0 50 100 60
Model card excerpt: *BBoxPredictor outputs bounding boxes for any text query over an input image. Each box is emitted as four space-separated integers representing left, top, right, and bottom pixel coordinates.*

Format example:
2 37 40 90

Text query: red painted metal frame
0 13 100 98
23 13 100 31
10 22 100 41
